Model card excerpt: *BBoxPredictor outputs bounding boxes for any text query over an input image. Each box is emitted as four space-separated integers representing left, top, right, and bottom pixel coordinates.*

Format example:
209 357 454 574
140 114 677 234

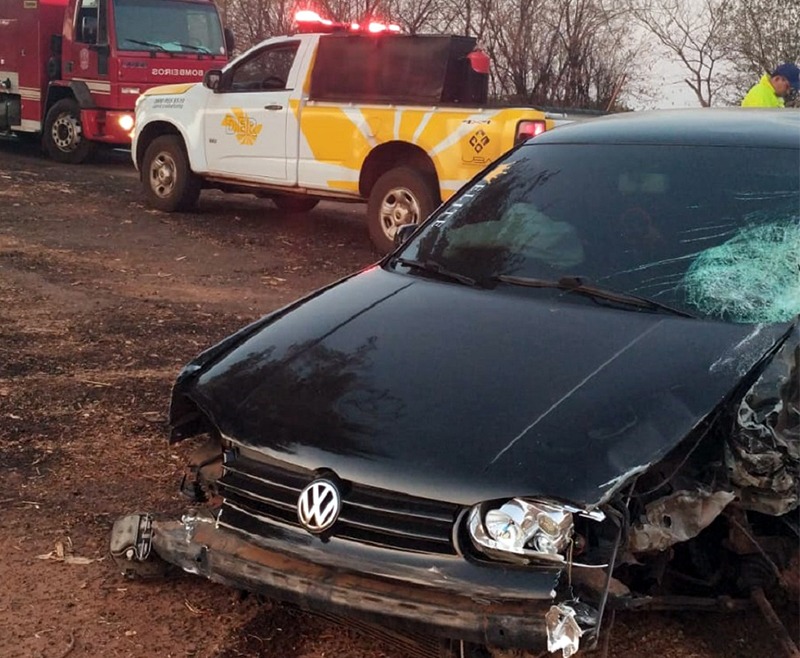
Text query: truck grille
217 453 459 555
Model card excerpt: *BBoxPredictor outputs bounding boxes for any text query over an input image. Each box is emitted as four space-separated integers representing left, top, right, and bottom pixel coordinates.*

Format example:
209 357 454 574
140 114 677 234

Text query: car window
229 43 299 92
400 143 800 323
76 0 101 44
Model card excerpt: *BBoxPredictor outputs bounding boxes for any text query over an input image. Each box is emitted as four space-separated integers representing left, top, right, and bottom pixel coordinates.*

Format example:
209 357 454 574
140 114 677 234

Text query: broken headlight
468 499 574 563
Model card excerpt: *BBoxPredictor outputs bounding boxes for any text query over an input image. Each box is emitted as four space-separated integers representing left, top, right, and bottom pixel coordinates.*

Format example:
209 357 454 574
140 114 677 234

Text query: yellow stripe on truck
293 101 550 201
143 83 196 96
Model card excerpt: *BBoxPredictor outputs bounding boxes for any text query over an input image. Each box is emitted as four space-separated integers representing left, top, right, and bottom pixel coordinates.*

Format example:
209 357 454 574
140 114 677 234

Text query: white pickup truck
132 22 554 252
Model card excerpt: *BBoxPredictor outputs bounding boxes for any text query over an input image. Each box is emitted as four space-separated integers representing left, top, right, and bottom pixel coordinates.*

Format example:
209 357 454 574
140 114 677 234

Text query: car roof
531 108 800 149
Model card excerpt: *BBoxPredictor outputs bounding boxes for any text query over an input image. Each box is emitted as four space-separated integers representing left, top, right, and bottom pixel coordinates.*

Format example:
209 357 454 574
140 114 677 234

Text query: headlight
118 114 135 132
468 498 576 563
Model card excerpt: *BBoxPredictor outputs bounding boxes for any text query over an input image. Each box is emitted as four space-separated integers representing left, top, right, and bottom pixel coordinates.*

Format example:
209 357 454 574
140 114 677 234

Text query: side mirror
224 27 235 55
203 69 223 92
81 15 98 43
394 224 417 248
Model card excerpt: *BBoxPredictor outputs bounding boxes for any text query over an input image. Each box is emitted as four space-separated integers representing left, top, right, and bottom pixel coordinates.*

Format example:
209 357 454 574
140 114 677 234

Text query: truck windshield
113 0 224 55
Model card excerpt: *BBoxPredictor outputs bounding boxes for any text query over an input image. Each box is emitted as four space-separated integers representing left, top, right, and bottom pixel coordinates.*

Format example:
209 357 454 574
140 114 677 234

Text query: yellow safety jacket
741 75 785 108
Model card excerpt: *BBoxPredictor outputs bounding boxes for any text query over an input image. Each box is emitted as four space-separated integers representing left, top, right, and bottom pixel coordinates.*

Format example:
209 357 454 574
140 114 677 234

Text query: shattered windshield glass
113 0 224 55
401 143 800 323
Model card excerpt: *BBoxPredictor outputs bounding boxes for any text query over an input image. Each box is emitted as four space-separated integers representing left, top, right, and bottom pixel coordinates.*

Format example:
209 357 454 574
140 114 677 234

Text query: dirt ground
0 140 795 658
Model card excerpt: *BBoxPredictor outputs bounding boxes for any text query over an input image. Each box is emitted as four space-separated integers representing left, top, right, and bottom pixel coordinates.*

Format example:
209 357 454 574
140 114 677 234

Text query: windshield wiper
395 257 478 287
124 38 168 52
494 275 695 318
171 42 211 53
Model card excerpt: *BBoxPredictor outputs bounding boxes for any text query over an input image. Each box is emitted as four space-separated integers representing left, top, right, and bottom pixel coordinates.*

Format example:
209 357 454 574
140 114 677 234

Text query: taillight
516 120 546 144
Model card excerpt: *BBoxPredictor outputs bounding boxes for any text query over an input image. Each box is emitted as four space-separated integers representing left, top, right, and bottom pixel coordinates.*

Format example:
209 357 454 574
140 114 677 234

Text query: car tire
142 135 201 212
272 195 320 213
43 98 95 164
367 166 439 254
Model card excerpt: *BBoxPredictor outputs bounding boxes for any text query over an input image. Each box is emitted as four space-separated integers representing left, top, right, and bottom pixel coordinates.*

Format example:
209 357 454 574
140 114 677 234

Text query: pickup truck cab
132 24 553 252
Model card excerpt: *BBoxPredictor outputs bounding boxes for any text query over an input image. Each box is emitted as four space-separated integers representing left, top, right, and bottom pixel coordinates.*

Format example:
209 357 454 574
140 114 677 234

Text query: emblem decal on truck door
469 129 490 153
222 108 263 146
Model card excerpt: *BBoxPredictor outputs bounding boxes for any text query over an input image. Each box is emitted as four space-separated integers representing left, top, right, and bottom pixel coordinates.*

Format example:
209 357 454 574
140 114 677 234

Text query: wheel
272 195 319 213
141 135 201 212
43 98 95 164
367 166 439 254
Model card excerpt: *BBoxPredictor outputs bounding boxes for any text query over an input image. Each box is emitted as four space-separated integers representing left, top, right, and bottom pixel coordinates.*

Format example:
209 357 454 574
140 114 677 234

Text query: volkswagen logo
297 479 341 533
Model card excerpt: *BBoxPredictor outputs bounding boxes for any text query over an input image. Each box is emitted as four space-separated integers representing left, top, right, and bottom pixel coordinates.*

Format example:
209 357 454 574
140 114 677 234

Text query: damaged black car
111 109 800 657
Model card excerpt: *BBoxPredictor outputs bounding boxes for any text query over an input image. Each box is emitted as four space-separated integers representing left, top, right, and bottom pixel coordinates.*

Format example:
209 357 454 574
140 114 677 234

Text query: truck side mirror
204 69 223 92
394 224 417 248
81 15 98 43
224 27 235 55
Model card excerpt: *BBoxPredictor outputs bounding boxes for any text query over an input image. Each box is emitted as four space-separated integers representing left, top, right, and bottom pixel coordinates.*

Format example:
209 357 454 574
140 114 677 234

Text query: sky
652 64 705 108
625 2 744 110
623 55 710 110
640 57 747 109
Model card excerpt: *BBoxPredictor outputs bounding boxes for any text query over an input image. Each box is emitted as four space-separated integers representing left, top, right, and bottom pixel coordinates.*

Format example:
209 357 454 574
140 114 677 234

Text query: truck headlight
468 498 575 563
118 114 135 132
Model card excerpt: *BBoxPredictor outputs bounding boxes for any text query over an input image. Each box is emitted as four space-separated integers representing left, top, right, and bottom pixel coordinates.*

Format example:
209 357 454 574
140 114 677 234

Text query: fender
133 116 200 172
69 80 96 109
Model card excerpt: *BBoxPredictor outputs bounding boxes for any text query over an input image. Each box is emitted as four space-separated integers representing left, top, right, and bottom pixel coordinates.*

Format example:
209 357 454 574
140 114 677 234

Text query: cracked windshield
114 0 225 54
402 143 800 323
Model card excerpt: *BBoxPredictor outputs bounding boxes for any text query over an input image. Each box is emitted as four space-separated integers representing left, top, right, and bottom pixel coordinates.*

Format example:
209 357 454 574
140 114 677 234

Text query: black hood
174 267 790 507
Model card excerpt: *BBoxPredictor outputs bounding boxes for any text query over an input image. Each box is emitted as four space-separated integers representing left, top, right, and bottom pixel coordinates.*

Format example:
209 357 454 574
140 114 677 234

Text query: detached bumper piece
110 511 598 653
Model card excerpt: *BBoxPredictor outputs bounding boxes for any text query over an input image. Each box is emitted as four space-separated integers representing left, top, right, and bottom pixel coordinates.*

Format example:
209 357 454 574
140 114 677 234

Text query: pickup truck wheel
273 195 319 213
142 135 201 212
368 167 439 254
43 99 95 164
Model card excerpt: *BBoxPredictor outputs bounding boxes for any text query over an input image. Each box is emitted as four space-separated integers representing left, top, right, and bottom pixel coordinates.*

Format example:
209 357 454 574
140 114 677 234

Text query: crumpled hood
174 267 790 507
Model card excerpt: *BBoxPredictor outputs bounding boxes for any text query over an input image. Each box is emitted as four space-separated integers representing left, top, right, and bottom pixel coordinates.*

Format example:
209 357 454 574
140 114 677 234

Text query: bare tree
319 0 387 23
387 0 445 34
630 0 734 106
218 0 641 108
482 0 639 109
223 0 294 49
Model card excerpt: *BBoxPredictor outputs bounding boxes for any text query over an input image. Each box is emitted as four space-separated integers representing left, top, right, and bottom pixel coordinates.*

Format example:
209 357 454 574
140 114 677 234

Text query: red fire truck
0 0 232 163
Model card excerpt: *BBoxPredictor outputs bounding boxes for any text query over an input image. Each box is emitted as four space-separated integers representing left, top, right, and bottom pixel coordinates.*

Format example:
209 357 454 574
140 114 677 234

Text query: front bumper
80 109 135 145
111 511 561 650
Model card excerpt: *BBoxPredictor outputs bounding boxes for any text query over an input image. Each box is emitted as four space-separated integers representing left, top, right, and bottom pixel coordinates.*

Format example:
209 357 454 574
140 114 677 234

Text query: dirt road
0 141 791 658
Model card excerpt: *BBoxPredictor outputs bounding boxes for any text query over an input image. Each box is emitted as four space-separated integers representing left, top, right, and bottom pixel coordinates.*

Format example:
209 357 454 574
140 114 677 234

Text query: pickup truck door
203 41 301 182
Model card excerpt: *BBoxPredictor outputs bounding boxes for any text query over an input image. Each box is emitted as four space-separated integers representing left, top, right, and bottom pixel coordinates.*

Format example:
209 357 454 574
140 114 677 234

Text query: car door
203 41 300 182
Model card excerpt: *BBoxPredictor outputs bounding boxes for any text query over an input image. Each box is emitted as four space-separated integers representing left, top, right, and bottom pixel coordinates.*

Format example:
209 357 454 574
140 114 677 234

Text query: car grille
217 452 459 555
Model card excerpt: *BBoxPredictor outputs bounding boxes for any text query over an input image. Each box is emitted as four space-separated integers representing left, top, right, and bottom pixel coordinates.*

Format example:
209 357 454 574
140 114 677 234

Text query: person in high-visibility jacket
741 62 799 107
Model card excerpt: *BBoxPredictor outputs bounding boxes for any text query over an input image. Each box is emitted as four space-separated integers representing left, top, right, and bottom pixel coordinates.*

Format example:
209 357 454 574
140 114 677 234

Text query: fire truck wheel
142 135 201 212
43 99 95 164
272 195 319 213
367 167 439 254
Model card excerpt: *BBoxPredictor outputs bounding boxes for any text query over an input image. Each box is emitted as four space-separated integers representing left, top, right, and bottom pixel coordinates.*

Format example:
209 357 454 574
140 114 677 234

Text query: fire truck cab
0 0 232 163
